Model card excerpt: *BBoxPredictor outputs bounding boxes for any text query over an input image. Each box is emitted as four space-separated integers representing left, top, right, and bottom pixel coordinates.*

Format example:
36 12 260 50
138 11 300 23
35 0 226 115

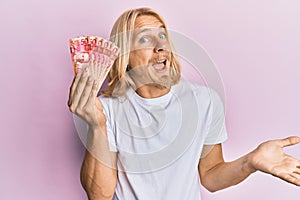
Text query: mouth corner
163 60 167 65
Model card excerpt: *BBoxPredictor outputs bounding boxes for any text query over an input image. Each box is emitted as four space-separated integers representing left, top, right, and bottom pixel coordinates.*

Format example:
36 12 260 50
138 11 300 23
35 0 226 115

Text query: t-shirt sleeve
204 88 228 145
98 96 118 152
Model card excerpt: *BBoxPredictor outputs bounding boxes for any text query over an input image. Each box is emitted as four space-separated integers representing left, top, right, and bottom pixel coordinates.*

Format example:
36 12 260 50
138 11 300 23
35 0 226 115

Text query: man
68 7 300 200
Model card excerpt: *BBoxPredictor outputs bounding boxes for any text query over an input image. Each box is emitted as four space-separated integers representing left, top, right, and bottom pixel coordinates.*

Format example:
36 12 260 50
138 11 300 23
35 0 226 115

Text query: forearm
81 127 117 200
201 152 257 192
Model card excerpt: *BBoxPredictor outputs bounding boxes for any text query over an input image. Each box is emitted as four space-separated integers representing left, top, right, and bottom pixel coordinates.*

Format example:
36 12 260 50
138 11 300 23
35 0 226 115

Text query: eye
159 33 166 40
140 37 149 43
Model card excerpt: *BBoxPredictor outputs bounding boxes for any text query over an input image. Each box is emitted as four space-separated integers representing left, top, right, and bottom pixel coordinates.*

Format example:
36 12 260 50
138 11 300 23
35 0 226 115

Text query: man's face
128 15 173 88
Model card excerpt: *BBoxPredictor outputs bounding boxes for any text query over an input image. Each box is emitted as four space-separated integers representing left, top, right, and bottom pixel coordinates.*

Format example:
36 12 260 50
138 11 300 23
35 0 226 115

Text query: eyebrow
134 25 166 37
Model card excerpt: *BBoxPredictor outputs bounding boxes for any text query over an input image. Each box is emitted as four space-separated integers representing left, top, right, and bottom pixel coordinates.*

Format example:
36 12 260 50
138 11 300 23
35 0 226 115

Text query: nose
154 41 166 53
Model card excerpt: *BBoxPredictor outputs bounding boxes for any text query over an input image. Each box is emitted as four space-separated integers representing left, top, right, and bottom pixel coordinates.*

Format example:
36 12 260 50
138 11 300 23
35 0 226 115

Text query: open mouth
159 59 167 66
152 59 167 72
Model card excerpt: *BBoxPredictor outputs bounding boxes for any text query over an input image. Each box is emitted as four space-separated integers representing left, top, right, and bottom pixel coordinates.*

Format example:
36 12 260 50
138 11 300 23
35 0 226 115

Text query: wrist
246 151 258 174
87 126 108 145
86 125 108 151
89 125 106 134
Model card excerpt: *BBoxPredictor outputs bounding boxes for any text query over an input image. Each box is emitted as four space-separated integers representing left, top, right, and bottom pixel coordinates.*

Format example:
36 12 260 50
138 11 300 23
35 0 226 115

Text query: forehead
134 15 164 29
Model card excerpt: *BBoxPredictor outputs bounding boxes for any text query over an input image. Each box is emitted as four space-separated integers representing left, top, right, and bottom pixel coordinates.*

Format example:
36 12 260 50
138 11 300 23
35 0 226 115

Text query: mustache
150 53 171 63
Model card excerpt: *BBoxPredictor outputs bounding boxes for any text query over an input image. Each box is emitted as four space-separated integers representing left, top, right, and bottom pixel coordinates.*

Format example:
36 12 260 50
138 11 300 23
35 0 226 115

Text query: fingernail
76 68 83 73
88 76 93 82
82 69 88 77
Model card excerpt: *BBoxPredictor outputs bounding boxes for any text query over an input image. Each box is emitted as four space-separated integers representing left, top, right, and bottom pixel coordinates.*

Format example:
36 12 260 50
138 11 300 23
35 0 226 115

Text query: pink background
1 0 300 199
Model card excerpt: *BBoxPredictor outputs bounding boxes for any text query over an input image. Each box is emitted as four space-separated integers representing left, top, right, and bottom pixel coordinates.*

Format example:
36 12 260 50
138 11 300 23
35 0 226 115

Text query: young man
68 7 300 200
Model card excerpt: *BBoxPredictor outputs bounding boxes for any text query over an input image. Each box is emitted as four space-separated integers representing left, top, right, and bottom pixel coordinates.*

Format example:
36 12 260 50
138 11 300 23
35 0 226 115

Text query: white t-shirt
99 80 228 200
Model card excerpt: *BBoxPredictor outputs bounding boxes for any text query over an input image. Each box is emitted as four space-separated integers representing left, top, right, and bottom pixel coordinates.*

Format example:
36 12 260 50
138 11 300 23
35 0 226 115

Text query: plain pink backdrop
1 0 299 199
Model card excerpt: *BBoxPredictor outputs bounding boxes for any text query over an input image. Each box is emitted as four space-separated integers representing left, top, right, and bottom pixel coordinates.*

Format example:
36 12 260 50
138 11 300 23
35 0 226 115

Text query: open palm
251 136 300 186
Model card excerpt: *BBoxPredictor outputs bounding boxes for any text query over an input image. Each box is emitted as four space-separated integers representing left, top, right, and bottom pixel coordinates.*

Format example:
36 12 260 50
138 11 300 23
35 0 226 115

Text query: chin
150 75 174 89
148 82 169 89
149 65 172 83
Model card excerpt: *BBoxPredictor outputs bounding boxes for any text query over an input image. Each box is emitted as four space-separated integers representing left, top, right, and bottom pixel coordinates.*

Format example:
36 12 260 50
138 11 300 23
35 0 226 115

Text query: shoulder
175 80 221 104
97 94 130 118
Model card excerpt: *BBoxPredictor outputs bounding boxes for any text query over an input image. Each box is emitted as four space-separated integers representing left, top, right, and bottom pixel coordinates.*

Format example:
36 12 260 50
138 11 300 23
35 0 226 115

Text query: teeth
156 59 166 63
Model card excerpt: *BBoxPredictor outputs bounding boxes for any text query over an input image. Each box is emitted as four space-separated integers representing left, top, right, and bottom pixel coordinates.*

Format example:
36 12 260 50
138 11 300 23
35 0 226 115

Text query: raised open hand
251 136 300 186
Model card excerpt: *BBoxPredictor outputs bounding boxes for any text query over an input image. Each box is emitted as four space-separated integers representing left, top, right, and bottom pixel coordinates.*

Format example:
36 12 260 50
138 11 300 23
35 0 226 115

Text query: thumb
95 98 104 111
279 136 300 147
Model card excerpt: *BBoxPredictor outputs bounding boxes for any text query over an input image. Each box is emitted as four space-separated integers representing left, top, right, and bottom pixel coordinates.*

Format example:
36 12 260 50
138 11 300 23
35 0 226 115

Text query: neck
135 84 170 98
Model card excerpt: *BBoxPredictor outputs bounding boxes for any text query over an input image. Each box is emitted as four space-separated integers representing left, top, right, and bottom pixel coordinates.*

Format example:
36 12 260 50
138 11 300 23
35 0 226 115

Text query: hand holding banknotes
68 64 107 130
67 36 120 130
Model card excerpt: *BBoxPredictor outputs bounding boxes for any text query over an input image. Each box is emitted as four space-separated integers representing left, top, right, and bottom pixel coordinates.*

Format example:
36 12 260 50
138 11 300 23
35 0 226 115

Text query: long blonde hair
101 7 181 97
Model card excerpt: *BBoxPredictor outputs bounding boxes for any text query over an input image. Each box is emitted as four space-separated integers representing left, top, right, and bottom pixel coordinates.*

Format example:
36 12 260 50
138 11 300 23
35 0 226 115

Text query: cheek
129 50 153 67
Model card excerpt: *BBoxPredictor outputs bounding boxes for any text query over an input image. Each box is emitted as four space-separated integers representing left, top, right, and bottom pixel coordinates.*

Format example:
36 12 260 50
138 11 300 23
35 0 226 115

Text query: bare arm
198 144 256 192
81 127 117 200
68 67 118 199
199 136 300 192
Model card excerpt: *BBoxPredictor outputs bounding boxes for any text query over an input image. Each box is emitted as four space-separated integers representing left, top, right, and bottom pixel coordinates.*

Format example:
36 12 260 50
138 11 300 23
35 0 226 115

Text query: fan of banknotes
69 36 120 90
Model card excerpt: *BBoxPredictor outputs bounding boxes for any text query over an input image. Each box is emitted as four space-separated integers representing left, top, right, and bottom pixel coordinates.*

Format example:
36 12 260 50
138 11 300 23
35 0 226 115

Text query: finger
91 59 97 78
68 68 83 107
83 62 90 75
288 173 300 186
85 80 100 108
77 76 95 108
294 165 300 173
88 59 94 77
289 172 300 180
71 71 89 111
279 136 300 148
96 60 101 80
280 174 299 186
294 179 300 186
94 61 101 82
95 97 103 112
294 170 300 176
